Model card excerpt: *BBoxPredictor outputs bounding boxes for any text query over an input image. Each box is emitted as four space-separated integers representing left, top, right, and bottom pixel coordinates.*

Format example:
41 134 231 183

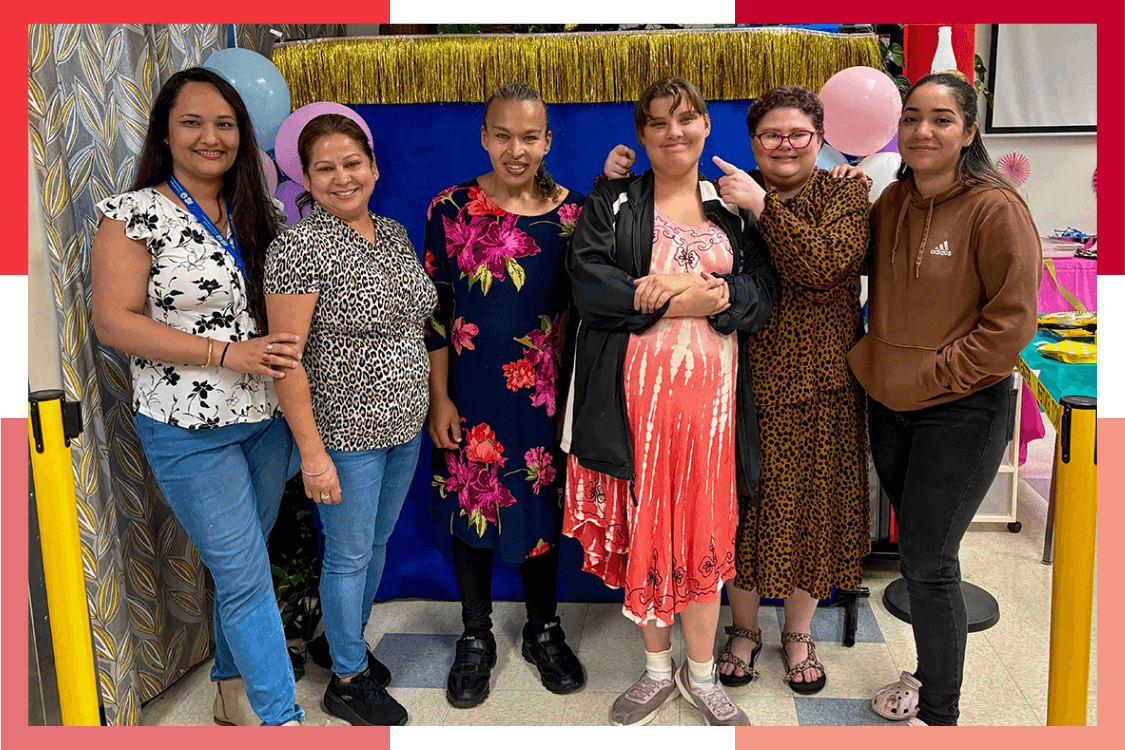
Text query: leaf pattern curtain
26 22 338 726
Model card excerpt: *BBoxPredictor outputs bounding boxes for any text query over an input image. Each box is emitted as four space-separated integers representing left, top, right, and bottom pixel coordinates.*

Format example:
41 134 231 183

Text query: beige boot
213 677 262 726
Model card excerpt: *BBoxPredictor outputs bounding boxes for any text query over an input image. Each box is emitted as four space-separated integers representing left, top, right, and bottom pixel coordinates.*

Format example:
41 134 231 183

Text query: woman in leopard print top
265 114 436 727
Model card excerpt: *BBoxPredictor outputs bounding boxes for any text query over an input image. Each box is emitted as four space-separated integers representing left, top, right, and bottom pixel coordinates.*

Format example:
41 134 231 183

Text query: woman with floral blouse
91 68 305 726
424 83 586 709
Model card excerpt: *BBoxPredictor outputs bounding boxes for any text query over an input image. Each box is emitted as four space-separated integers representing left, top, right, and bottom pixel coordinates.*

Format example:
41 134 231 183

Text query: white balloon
858 152 903 201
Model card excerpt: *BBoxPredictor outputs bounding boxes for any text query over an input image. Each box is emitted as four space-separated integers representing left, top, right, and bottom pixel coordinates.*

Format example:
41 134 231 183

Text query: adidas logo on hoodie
930 240 951 256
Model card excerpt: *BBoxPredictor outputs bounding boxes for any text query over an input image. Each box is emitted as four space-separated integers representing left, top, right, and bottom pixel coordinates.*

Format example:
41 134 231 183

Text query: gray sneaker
675 663 750 726
609 661 680 726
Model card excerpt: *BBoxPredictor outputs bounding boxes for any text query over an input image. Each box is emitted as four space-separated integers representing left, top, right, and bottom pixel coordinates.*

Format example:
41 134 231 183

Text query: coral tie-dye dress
564 207 739 626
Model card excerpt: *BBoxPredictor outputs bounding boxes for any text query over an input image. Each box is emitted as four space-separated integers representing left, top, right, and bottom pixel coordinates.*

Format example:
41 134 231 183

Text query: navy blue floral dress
424 178 584 563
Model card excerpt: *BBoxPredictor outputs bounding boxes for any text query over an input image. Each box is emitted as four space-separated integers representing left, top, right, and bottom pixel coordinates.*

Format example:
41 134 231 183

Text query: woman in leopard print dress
712 86 871 694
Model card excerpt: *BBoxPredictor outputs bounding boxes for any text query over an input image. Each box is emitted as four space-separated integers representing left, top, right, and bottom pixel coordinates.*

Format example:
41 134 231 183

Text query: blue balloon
816 143 849 170
204 48 291 152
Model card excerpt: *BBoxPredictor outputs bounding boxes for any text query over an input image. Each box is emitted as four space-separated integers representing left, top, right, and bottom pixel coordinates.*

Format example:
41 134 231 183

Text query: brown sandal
717 625 762 687
780 631 826 694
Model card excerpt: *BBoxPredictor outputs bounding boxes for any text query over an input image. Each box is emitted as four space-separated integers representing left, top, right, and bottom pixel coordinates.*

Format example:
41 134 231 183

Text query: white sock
688 656 715 687
644 647 674 682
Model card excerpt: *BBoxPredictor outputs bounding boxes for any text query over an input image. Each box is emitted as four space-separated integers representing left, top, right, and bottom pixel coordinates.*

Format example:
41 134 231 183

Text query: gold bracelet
204 337 214 367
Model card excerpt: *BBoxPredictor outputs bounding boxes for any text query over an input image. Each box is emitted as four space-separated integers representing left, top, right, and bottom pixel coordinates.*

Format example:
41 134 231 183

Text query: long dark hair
482 84 560 201
896 72 1028 209
294 113 375 214
132 67 279 332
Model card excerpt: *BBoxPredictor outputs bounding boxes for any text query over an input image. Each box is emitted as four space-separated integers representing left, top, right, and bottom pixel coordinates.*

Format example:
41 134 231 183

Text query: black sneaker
308 633 391 687
521 619 585 695
446 632 497 708
323 667 408 726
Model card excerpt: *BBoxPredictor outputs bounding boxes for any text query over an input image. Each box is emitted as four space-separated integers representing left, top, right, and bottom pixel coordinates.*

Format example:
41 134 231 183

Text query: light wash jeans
134 413 304 725
318 429 422 677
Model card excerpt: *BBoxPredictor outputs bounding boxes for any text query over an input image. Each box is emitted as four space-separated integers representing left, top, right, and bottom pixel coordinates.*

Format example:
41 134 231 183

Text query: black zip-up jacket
562 170 777 503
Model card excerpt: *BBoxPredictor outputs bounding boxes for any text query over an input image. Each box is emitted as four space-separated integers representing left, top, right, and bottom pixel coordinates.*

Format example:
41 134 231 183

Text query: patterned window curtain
29 23 227 727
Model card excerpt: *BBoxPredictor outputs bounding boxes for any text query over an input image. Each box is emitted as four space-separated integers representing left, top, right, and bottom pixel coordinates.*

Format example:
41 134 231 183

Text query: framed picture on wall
985 24 1097 135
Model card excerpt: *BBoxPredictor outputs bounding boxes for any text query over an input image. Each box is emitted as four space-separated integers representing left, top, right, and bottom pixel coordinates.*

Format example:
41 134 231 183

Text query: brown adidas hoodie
847 177 1041 413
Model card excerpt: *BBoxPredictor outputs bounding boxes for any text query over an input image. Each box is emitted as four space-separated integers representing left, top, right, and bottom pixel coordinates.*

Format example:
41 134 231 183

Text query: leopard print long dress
734 169 871 600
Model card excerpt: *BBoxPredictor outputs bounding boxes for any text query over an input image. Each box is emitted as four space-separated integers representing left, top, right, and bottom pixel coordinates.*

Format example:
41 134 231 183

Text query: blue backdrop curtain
269 27 882 604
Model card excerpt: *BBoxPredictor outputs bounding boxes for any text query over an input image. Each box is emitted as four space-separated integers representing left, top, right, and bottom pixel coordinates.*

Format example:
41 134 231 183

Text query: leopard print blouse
265 205 438 451
746 168 871 405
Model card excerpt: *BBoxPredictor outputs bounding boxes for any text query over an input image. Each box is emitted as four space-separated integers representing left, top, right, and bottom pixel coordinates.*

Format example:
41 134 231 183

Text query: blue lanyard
166 174 247 281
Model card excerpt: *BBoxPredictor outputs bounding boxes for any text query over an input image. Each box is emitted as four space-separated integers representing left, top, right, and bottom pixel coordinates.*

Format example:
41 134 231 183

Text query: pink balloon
274 102 374 184
274 180 307 226
879 132 899 154
820 67 901 158
259 149 278 197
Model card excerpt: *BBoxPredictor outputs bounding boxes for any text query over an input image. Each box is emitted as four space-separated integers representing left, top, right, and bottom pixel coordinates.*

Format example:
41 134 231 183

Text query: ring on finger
320 493 330 500
264 343 274 352
262 355 270 364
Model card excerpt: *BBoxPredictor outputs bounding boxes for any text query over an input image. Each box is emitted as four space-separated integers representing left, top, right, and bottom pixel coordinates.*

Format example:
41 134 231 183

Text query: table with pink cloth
1018 255 1097 463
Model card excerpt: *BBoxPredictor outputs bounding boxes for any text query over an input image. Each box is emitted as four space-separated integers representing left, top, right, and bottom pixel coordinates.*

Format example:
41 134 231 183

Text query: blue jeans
134 413 304 725
318 430 422 677
868 376 1016 726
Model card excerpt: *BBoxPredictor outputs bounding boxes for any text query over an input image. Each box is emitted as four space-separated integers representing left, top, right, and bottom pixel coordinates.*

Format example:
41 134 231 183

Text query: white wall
976 24 1097 236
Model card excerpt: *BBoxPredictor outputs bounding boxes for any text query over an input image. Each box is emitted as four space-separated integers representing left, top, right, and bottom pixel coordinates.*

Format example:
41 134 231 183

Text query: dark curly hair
132 67 279 333
483 83 560 201
745 85 824 137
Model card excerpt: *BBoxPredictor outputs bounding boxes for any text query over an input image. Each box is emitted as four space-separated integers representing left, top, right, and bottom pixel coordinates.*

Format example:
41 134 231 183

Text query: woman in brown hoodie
848 72 1041 726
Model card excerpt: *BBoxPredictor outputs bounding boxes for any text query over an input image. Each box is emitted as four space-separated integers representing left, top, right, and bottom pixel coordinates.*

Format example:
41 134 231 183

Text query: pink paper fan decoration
997 152 1031 187
1092 167 1097 195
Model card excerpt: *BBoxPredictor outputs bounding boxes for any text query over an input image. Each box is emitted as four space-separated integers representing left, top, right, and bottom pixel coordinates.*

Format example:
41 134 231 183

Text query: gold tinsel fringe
271 28 883 107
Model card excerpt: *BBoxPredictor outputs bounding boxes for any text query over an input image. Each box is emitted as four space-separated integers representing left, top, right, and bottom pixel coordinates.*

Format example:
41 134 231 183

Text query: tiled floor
142 420 1097 726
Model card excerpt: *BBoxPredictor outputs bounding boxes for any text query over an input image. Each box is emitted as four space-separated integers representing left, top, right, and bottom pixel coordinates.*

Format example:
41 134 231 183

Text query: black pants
451 535 560 635
869 376 1015 726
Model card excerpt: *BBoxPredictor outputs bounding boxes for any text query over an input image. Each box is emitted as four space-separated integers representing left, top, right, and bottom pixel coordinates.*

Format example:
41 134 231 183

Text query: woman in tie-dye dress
562 77 775 726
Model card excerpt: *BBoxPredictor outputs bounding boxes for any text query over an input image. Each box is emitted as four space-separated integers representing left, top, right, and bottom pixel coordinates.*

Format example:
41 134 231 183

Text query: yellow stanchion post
28 389 101 726
1046 395 1097 726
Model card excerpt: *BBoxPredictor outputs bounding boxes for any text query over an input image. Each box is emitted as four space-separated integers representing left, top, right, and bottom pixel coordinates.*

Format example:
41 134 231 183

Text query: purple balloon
880 132 899 154
274 180 307 226
275 102 374 184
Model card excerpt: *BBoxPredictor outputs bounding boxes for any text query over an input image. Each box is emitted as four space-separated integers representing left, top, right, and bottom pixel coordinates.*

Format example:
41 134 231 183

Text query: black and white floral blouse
264 204 438 452
96 188 281 428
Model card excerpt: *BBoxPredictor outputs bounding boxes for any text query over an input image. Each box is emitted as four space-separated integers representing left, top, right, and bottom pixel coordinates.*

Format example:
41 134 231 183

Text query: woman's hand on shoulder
827 163 873 191
604 145 637 179
222 333 302 378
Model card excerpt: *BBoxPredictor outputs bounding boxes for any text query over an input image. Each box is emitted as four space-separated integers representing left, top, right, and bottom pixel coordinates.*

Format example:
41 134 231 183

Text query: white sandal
872 671 922 720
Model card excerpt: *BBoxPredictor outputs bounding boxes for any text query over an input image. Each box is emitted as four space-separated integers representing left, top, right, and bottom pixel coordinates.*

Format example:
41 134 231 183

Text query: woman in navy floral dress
424 84 585 708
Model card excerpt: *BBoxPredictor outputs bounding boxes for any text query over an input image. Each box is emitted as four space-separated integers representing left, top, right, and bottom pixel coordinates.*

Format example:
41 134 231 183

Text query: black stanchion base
882 578 1000 632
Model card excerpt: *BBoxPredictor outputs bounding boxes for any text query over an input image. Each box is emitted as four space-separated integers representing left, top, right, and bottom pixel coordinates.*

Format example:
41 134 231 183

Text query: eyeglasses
754 130 817 150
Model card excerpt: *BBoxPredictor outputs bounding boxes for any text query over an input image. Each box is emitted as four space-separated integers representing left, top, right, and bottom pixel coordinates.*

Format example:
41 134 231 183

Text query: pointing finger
712 155 741 175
